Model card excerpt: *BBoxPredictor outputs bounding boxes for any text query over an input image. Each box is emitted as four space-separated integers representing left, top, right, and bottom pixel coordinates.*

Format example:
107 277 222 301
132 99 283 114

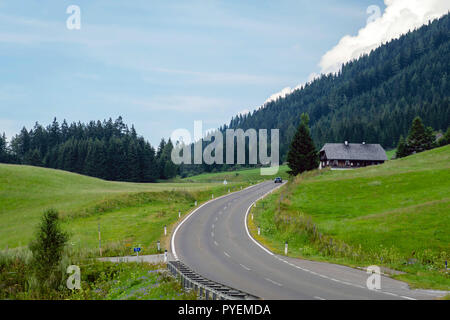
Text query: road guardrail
167 260 259 300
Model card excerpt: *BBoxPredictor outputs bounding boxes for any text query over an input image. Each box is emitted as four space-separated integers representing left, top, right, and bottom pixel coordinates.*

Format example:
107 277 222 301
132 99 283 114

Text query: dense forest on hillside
225 13 450 161
0 117 177 182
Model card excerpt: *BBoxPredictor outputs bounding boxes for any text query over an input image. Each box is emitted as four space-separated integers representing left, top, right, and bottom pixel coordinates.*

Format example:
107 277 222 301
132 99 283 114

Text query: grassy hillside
385 149 396 160
249 145 450 290
179 165 289 183
0 164 248 254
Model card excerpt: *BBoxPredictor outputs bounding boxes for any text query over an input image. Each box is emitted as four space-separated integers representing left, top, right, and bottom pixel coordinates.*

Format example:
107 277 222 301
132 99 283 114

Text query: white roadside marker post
195 200 197 206
157 240 160 252
178 210 181 218
211 194 214 199
164 225 167 236
164 250 168 262
258 227 261 235
285 241 288 255
98 223 102 257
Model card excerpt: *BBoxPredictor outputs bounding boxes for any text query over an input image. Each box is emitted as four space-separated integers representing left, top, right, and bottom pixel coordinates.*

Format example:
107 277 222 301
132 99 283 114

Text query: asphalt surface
172 181 447 300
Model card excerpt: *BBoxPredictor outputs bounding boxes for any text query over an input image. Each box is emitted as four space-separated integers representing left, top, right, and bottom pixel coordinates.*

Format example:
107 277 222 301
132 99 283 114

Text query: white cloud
264 0 450 104
320 0 450 74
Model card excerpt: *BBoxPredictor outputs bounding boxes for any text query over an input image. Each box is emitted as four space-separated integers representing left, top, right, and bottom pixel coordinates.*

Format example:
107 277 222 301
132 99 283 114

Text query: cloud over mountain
265 0 450 104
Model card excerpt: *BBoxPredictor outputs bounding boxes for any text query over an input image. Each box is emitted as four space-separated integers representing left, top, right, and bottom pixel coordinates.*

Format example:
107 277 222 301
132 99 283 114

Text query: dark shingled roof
320 143 387 161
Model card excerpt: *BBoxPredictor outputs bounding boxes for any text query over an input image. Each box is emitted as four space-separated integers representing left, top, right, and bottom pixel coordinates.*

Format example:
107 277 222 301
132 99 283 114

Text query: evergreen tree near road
29 209 68 294
286 113 319 176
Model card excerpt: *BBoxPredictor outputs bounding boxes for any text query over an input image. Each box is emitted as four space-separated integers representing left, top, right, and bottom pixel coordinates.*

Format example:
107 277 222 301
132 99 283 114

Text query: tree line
0 117 177 182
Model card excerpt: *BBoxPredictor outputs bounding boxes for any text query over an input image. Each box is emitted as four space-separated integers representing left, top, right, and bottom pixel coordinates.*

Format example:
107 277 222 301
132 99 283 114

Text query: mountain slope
227 13 450 160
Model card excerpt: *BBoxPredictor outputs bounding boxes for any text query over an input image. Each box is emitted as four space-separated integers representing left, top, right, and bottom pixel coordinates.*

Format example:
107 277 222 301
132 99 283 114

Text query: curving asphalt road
172 181 447 300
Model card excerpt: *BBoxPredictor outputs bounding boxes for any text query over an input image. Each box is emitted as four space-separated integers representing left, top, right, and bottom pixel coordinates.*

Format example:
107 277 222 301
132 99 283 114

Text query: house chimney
345 141 348 146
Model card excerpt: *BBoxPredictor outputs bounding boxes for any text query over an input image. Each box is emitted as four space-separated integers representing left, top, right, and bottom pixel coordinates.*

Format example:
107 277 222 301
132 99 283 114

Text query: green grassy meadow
0 164 250 255
249 146 450 290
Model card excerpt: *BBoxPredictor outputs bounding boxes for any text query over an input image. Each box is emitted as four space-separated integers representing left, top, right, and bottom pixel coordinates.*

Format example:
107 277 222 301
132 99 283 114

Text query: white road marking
211 232 214 237
215 217 218 221
224 251 231 258
240 264 251 271
265 278 283 287
171 182 258 260
244 183 285 256
382 292 398 297
314 296 326 300
212 224 215 229
214 241 219 246
275 253 411 300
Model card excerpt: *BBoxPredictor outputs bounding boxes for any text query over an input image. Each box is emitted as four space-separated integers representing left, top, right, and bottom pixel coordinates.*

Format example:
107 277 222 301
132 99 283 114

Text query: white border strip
171 183 260 260
244 182 286 256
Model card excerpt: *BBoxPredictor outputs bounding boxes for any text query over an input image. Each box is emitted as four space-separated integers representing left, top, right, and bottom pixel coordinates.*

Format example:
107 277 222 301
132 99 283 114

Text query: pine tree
395 135 408 158
161 139 177 179
127 141 140 182
405 116 434 154
286 113 319 176
26 149 43 166
29 209 68 293
0 133 9 163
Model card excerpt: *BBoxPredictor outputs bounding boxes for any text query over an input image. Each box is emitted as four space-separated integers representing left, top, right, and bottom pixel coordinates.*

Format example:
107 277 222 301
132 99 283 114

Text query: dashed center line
214 241 219 246
224 251 231 258
240 264 251 271
265 278 283 287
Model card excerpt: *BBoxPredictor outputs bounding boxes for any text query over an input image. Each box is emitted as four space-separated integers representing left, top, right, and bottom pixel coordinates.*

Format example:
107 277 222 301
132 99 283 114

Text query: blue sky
0 0 385 146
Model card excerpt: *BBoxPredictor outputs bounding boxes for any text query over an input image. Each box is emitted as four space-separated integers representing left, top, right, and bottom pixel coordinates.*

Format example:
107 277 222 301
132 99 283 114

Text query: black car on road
274 177 282 183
